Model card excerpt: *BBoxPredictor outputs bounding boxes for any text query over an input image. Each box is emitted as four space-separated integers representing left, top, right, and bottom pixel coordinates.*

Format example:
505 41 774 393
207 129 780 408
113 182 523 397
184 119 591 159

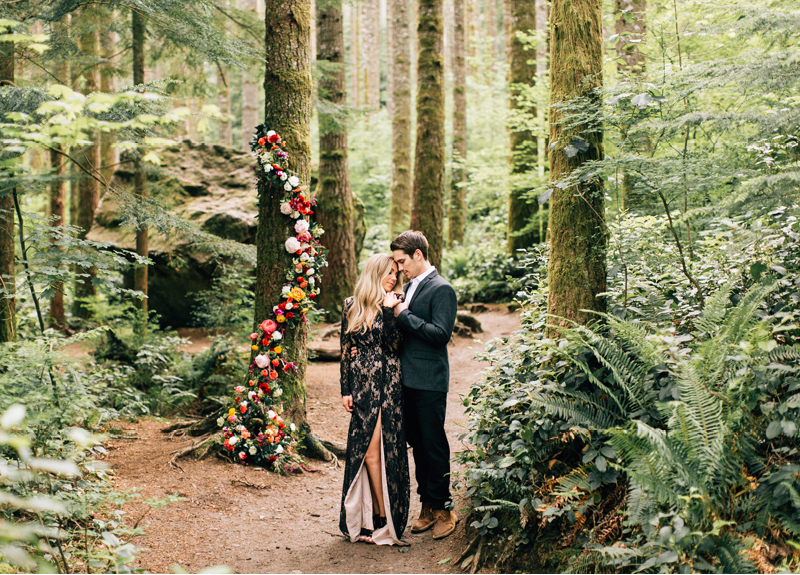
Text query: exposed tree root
168 434 216 470
231 478 269 490
470 538 483 574
456 535 479 567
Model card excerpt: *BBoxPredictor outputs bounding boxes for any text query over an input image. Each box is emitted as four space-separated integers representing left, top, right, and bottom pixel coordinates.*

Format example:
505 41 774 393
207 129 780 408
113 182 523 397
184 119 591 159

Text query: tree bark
615 0 647 211
73 11 101 317
259 0 313 429
316 0 357 318
132 9 149 324
217 0 233 147
349 1 361 107
389 0 412 236
361 0 380 109
506 0 539 254
410 0 446 268
0 41 15 342
545 0 606 337
447 0 467 246
241 0 260 150
100 15 118 184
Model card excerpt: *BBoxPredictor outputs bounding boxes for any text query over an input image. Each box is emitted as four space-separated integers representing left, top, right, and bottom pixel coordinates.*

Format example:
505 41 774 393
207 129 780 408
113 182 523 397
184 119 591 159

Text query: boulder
456 311 483 333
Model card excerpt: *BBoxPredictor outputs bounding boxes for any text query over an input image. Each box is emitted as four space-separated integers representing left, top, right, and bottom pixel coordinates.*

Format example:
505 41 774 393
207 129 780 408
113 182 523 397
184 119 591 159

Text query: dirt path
103 307 520 574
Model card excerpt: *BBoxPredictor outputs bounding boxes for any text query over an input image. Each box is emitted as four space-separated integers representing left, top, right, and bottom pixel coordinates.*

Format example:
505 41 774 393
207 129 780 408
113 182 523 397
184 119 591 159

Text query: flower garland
218 126 326 471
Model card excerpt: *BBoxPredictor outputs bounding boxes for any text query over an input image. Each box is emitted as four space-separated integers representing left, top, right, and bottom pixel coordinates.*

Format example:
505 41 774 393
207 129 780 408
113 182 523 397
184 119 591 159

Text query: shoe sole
410 522 435 533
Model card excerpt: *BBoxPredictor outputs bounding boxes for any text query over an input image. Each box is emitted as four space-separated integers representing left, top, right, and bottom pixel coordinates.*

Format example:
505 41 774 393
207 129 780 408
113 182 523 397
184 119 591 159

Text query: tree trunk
389 0 412 236
349 1 361 107
506 0 539 254
615 0 647 211
217 0 233 147
486 0 497 64
259 0 313 430
410 0 446 268
316 0 357 318
361 0 380 109
100 16 118 184
447 0 467 246
545 0 606 337
73 12 101 317
131 9 149 326
241 0 260 151
536 0 549 184
0 41 15 342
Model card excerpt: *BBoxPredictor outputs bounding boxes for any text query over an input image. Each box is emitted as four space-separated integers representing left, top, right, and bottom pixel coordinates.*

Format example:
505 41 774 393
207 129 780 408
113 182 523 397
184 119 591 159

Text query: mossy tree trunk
506 0 540 254
447 0 467 246
100 16 118 184
615 0 647 211
73 11 101 318
316 0 357 318
258 0 313 430
545 0 607 337
132 9 149 325
410 0 446 268
241 0 260 151
362 0 380 110
0 41 15 343
389 0 412 236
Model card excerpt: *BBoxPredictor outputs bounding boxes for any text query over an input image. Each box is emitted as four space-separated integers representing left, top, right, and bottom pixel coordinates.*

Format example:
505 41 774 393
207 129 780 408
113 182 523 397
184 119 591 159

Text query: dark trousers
403 386 451 509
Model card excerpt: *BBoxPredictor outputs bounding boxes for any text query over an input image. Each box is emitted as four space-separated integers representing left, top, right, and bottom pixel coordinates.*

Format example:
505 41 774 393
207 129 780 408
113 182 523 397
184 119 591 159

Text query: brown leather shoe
432 509 458 540
410 502 435 533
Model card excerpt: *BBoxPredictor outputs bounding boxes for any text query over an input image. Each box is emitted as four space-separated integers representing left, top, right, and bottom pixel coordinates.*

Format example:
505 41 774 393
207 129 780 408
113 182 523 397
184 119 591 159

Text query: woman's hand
383 291 401 308
342 395 353 413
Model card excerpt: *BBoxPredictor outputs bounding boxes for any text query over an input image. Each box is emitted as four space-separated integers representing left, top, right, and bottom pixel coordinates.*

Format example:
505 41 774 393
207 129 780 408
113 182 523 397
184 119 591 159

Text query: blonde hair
347 254 399 334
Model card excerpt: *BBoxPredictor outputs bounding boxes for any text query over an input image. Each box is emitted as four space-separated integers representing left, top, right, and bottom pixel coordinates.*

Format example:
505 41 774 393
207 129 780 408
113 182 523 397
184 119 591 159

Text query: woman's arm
340 302 352 397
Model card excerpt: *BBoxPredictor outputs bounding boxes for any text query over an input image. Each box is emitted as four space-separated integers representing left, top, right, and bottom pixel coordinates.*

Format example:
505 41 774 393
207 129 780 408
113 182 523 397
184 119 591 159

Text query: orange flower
300 281 308 288
289 287 305 301
274 346 282 354
272 359 280 367
269 370 278 380
241 430 250 439
240 405 247 414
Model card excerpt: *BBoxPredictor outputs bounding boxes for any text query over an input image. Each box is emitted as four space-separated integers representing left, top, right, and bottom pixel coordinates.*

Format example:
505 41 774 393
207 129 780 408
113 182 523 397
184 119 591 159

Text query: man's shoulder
429 272 455 292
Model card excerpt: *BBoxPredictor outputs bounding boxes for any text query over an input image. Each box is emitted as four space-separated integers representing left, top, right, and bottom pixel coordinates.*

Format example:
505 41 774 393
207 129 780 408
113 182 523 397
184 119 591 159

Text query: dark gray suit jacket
396 270 458 393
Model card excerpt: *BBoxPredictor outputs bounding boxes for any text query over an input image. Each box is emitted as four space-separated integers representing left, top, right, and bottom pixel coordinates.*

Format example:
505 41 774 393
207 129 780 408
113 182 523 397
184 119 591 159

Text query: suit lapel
409 270 438 312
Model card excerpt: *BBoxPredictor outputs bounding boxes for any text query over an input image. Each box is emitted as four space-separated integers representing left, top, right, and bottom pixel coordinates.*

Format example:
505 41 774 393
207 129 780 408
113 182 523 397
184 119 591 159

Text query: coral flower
272 359 280 367
241 430 251 439
249 333 258 341
239 452 247 460
240 405 247 414
228 415 236 423
260 319 278 333
269 370 278 380
249 380 255 386
300 282 308 289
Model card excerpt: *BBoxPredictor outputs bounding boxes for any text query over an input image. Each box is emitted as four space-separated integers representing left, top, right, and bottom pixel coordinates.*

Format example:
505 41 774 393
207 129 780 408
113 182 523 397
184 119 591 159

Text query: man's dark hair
390 231 429 261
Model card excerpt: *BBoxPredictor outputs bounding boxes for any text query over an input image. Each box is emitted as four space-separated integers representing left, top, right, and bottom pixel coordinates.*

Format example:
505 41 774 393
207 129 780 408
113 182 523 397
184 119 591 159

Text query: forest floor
101 306 521 574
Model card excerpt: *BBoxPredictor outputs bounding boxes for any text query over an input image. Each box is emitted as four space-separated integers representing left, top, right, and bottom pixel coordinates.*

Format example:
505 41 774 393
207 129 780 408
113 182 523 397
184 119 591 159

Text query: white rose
276 445 284 454
254 354 269 368
285 302 293 310
249 446 257 455
237 425 246 431
229 436 238 445
300 253 310 262
284 182 292 191
288 176 300 187
268 410 277 419
280 203 292 215
272 331 282 341
290 423 296 432
300 243 309 251
240 401 248 408
273 388 283 398
313 227 324 237
248 391 256 400
309 277 315 286
306 269 315 276
264 163 273 172
217 417 224 427
280 173 288 181
281 285 291 295
267 130 276 137
285 237 302 253
292 211 300 218
294 219 309 234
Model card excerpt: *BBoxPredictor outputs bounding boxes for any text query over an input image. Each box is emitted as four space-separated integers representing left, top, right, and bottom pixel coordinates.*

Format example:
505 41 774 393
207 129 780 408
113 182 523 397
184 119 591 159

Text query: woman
339 254 409 545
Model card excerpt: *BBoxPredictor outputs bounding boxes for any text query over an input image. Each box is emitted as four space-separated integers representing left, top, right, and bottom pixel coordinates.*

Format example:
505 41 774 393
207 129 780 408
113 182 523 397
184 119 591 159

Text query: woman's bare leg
364 412 386 518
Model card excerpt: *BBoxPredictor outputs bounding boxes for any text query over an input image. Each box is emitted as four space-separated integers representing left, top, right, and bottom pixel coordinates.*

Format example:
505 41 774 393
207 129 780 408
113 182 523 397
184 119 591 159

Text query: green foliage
457 209 800 572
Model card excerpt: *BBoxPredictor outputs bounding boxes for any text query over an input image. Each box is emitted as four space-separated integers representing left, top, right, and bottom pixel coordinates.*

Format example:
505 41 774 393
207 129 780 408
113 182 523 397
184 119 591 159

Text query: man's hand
342 395 353 413
394 301 409 317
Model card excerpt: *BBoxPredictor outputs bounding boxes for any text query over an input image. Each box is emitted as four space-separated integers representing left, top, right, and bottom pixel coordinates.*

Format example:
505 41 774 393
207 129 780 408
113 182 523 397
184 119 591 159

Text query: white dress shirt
404 266 436 306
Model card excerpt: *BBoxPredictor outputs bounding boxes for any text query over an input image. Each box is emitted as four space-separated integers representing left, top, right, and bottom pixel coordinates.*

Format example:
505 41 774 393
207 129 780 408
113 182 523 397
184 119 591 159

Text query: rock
464 303 488 314
452 323 474 338
456 311 483 333
309 341 342 362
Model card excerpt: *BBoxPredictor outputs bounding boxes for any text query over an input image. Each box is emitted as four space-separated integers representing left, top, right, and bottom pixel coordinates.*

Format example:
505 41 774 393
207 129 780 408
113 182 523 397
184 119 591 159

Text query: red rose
262 338 269 346
286 312 294 320
278 302 286 310
240 405 247 414
309 293 316 299
268 134 280 143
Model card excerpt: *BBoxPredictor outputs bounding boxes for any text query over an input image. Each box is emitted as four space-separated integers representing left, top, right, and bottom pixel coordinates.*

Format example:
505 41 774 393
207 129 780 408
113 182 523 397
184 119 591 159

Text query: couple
338 231 458 546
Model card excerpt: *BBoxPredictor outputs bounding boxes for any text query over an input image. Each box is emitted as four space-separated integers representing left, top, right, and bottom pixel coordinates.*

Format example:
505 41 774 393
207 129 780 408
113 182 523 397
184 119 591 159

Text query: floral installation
218 126 327 472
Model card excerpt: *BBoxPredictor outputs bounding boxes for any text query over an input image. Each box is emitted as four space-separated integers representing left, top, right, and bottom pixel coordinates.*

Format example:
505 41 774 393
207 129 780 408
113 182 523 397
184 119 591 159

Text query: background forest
1 0 800 572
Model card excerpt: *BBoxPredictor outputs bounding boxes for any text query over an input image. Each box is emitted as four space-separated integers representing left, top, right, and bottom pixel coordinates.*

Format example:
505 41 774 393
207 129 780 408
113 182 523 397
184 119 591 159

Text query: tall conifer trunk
362 0 380 109
410 0 446 268
0 41 15 342
258 0 313 431
100 17 118 183
217 0 233 147
448 0 467 246
506 0 539 254
132 9 149 323
389 0 412 236
241 0 260 150
316 0 357 317
545 0 606 336
74 11 101 317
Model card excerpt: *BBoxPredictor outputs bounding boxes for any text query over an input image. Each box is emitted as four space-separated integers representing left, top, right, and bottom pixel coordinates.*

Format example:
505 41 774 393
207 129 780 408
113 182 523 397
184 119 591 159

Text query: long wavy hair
346 254 399 334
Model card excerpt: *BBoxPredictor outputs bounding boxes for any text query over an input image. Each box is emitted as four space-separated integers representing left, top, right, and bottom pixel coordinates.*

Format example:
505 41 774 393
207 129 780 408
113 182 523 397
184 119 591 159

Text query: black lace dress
338 297 410 544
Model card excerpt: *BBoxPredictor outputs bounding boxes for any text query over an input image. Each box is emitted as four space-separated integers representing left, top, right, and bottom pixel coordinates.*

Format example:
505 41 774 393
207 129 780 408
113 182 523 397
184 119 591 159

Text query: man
390 231 458 540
